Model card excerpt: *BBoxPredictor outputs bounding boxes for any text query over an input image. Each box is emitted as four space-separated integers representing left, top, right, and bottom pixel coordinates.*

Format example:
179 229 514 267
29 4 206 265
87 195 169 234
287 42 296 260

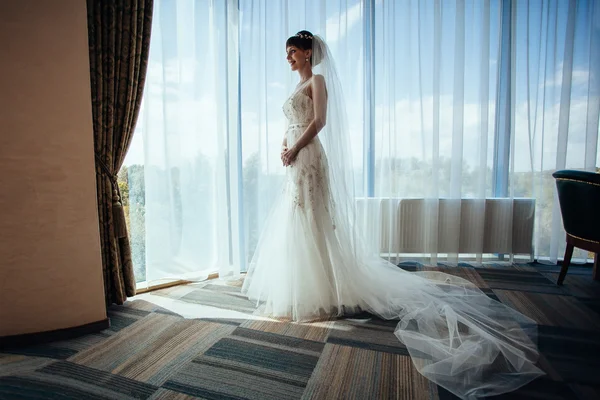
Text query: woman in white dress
241 31 544 399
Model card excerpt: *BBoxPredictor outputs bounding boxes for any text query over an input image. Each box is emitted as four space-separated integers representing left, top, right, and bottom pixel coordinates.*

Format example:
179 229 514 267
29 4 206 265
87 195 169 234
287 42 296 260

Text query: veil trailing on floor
305 35 545 399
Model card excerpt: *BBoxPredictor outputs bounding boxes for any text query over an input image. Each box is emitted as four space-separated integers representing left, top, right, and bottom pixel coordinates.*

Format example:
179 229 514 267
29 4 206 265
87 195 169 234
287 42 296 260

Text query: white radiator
355 198 535 256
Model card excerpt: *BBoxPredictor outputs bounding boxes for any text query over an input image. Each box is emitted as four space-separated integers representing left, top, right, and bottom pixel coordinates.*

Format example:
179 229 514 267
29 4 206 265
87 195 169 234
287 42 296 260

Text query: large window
120 0 600 286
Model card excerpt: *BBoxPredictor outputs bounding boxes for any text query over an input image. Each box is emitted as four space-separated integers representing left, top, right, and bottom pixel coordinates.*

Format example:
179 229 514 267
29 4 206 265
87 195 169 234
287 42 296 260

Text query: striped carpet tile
163 348 318 400
230 327 325 354
171 289 256 314
148 388 201 399
198 318 246 327
536 325 600 386
239 319 334 342
0 307 148 369
493 290 600 330
204 337 319 378
162 330 325 399
117 299 185 317
163 363 304 400
192 354 310 387
480 378 580 400
302 343 434 400
569 384 600 400
0 355 54 378
107 305 155 330
0 361 158 400
476 268 567 294
541 272 599 298
69 313 236 386
575 297 600 318
41 361 157 397
0 332 111 361
327 318 409 356
203 283 243 293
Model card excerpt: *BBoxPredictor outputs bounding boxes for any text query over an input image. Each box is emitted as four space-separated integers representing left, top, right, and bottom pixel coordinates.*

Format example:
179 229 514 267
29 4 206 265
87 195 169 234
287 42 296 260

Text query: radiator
355 198 535 256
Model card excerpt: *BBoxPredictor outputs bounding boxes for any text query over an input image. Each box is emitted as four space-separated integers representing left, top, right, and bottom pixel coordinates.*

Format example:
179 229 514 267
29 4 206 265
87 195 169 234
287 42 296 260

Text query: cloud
268 82 285 90
373 96 496 168
543 62 591 88
372 94 598 173
513 95 600 171
325 2 362 43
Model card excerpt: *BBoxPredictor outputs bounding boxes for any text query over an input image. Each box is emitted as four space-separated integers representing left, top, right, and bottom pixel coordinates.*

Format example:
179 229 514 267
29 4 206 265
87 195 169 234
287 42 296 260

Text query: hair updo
286 30 315 64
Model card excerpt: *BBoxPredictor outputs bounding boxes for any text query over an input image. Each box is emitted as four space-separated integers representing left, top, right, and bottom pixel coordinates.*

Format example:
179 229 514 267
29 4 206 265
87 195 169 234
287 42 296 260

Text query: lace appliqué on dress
282 90 335 229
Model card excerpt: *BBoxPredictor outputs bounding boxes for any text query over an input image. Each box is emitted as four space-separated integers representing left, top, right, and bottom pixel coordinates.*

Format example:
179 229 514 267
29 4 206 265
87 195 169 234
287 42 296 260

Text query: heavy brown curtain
87 0 153 305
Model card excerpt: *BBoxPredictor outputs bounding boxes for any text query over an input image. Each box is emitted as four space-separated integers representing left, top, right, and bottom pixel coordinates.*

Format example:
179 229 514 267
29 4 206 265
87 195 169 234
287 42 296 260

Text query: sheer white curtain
123 0 362 287
512 0 600 262
124 0 241 287
366 0 500 265
368 0 599 264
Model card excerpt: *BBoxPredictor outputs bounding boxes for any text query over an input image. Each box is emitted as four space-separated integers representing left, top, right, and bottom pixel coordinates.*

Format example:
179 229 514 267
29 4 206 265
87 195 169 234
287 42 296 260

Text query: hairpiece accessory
296 33 313 40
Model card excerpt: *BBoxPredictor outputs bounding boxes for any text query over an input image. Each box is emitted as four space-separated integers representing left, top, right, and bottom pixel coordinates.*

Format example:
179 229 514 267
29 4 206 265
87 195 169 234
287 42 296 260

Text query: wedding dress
241 35 544 399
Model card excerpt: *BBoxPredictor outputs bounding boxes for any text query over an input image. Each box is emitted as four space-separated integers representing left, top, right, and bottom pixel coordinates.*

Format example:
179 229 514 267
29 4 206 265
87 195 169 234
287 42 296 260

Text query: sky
124 0 599 175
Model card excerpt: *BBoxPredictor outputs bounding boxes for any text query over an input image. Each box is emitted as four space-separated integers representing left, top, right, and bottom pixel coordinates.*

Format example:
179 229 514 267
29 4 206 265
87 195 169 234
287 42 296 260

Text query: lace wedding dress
242 85 365 320
242 36 544 399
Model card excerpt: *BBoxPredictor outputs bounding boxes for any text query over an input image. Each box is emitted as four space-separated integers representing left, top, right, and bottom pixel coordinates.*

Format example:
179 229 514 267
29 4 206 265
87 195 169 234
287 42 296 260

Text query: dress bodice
283 90 314 125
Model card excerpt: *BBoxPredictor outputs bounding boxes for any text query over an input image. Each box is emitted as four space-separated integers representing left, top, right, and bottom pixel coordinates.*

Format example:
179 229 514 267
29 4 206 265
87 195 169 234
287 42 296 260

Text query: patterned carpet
1 262 600 400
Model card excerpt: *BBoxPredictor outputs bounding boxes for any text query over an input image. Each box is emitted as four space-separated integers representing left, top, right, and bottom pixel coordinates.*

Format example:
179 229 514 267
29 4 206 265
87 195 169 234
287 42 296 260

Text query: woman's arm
282 75 327 165
280 136 288 165
292 75 327 150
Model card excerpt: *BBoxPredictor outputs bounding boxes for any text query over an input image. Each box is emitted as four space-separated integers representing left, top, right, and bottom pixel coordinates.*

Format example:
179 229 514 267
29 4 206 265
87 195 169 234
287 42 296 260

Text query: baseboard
0 318 110 349
135 272 220 295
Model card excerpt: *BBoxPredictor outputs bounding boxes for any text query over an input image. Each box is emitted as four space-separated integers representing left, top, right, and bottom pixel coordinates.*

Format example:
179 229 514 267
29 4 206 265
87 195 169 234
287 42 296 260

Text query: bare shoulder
312 74 326 86
311 74 327 94
307 75 326 99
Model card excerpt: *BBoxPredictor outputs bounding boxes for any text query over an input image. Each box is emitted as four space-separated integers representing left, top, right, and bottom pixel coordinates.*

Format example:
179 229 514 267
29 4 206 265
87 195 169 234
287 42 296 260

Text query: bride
241 31 544 399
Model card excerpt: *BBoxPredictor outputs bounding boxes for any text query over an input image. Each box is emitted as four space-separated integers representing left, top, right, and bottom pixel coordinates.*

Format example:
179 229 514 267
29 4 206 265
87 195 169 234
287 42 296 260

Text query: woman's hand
281 146 299 166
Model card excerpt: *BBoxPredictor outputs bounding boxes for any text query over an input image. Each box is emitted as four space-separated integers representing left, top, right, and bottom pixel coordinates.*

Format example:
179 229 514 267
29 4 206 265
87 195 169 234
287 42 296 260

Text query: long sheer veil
312 35 544 399
311 36 365 260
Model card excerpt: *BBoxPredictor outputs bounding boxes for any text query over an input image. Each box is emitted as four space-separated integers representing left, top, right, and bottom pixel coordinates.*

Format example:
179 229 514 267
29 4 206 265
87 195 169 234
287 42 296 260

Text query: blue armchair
552 169 600 285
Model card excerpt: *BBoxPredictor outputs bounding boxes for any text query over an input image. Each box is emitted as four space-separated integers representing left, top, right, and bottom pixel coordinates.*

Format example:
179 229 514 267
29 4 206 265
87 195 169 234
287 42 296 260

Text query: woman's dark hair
286 30 314 63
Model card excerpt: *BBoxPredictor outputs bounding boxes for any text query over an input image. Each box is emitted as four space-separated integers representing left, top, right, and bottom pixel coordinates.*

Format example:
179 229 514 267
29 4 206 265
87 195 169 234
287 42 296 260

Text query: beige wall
0 1 106 336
